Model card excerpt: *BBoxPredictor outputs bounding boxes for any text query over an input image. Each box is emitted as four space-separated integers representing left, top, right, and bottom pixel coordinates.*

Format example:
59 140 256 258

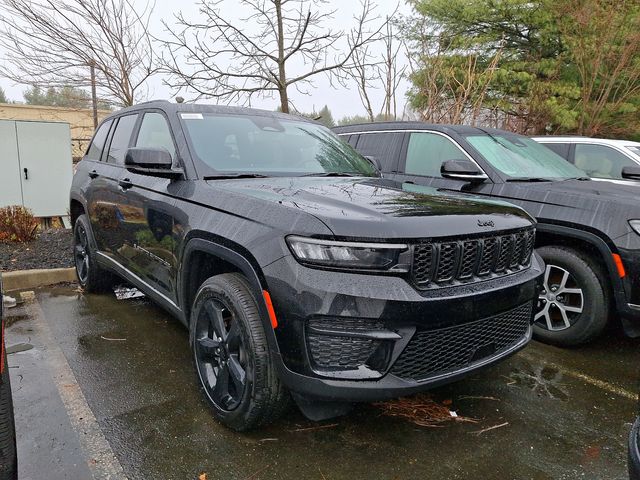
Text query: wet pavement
5 286 640 480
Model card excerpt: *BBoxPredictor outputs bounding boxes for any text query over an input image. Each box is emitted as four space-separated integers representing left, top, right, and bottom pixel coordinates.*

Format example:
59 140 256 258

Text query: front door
115 111 182 302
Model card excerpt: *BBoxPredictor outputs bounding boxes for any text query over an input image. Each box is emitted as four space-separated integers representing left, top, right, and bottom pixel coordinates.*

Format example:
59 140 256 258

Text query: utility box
0 120 72 218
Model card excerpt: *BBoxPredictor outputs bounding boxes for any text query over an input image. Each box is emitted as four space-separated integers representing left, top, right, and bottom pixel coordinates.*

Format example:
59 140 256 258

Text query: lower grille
307 317 383 370
391 302 533 381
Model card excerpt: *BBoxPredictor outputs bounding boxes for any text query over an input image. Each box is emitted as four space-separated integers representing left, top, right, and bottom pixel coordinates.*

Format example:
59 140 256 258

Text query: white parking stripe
519 352 638 401
29 302 127 480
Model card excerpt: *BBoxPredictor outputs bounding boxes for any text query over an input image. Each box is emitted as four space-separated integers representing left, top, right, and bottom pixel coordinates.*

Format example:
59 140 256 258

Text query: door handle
118 178 133 190
23 168 28 180
89 170 99 179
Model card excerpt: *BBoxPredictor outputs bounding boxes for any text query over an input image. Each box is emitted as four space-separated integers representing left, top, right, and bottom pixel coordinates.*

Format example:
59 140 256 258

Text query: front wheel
533 246 609 346
190 273 289 431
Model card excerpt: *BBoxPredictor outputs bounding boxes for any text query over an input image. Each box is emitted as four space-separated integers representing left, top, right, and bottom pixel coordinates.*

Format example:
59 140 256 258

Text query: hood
210 176 534 239
493 178 640 212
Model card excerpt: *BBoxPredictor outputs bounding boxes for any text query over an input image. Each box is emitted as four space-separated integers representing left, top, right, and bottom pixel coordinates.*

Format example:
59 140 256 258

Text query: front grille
390 302 533 381
412 228 535 288
307 317 382 370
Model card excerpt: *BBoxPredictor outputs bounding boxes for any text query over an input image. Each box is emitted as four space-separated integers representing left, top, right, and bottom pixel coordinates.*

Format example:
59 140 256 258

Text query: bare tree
345 13 406 122
0 0 157 111
161 0 384 113
379 18 406 120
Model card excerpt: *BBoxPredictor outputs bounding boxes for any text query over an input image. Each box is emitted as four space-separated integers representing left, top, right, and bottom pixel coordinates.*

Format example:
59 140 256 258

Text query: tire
73 214 115 293
190 273 289 431
533 246 609 346
0 352 17 480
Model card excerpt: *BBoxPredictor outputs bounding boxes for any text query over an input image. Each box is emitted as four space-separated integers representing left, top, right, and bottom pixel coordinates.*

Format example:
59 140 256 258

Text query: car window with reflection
180 113 377 177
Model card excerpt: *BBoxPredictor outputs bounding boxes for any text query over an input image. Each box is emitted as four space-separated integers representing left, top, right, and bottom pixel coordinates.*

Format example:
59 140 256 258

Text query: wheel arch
535 223 623 311
178 233 280 354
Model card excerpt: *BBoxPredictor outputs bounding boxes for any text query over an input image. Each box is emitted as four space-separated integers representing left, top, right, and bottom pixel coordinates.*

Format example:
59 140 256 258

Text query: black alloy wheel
74 221 91 285
190 273 289 431
194 298 247 411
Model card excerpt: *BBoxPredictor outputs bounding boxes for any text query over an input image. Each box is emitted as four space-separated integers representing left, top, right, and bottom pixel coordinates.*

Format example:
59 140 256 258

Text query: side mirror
441 159 488 184
125 147 183 179
622 166 640 181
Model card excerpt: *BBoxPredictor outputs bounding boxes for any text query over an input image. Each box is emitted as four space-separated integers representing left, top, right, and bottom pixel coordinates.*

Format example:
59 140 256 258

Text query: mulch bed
0 229 74 271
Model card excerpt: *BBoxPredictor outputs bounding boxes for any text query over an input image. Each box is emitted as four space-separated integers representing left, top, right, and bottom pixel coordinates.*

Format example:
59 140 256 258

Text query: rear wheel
534 246 609 346
73 215 115 293
190 273 289 431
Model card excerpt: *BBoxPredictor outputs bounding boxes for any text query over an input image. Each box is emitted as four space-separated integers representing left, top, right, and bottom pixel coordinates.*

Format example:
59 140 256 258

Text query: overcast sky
0 0 413 120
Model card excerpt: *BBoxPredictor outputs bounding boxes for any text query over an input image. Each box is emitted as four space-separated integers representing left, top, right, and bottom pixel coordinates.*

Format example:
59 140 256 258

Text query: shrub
0 206 39 243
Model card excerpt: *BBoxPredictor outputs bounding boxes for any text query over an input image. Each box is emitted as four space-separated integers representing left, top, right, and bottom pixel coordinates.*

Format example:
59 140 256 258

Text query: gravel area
0 229 73 271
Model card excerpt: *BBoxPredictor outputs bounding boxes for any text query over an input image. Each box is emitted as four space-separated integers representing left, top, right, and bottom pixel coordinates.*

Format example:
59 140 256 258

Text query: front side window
465 134 584 180
405 132 466 177
180 113 376 177
136 112 176 161
574 144 637 179
86 119 112 161
106 114 138 165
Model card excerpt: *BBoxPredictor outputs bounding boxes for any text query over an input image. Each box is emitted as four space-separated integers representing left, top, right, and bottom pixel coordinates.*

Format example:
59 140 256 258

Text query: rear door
86 114 139 265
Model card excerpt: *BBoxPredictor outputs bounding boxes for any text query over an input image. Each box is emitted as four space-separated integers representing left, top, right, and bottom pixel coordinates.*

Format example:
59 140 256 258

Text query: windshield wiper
564 176 591 181
204 173 270 180
506 177 554 182
301 172 360 177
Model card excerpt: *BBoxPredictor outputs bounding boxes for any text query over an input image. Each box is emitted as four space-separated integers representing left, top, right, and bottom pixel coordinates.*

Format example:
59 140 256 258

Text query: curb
2 268 76 291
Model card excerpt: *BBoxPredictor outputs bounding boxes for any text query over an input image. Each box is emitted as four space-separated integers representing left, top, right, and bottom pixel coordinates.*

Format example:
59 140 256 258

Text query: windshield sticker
180 113 203 120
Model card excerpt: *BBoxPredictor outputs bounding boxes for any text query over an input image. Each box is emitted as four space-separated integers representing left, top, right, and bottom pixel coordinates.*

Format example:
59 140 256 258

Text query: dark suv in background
70 102 543 430
334 122 640 346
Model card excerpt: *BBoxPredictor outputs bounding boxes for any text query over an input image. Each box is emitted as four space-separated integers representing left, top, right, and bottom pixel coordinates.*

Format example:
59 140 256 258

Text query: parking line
29 301 127 480
519 352 638 401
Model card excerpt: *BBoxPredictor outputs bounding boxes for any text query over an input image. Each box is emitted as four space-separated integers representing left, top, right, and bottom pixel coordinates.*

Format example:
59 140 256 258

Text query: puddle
507 363 570 401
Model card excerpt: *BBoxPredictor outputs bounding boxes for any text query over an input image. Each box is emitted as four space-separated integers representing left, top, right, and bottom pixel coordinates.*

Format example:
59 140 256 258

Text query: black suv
334 123 640 346
70 102 543 430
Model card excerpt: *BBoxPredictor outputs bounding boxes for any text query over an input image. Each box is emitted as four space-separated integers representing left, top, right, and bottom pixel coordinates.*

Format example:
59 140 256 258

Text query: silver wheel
535 264 584 331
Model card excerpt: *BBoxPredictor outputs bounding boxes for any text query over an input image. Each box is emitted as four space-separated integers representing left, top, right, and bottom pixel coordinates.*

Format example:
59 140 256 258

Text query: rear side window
354 132 403 172
574 144 637 179
106 115 138 165
86 120 112 161
136 112 176 161
405 132 464 177
542 143 570 160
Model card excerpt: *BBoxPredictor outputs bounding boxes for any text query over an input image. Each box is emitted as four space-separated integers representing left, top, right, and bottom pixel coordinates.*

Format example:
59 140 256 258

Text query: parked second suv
334 123 640 346
70 102 543 430
533 136 640 184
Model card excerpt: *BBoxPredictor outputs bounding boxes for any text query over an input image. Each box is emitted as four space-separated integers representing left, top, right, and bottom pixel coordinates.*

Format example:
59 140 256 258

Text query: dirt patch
0 229 73 271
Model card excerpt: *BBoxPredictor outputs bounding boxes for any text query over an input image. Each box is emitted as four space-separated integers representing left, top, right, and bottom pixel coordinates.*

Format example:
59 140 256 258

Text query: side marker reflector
613 253 626 278
262 291 278 329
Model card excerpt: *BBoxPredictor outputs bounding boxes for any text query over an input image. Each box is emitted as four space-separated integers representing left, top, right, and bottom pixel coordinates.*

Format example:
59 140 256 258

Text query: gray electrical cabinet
0 120 72 218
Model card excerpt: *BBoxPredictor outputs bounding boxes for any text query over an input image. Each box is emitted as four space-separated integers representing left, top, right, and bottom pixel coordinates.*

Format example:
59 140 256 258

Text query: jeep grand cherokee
70 102 543 430
335 123 640 347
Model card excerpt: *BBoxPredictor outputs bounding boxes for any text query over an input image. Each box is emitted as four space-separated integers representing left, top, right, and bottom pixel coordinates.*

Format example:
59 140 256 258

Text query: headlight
630 220 640 235
286 236 410 272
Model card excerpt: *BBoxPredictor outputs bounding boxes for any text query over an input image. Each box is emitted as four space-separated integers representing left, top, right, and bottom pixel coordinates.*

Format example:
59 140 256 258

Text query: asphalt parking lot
5 286 639 480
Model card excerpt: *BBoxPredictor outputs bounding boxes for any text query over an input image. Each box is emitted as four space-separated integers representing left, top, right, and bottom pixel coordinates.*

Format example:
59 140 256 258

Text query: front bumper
262 252 544 402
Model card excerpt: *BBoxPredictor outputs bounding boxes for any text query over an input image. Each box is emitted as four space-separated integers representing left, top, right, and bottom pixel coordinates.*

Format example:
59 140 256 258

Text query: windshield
464 133 586 180
180 113 377 177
